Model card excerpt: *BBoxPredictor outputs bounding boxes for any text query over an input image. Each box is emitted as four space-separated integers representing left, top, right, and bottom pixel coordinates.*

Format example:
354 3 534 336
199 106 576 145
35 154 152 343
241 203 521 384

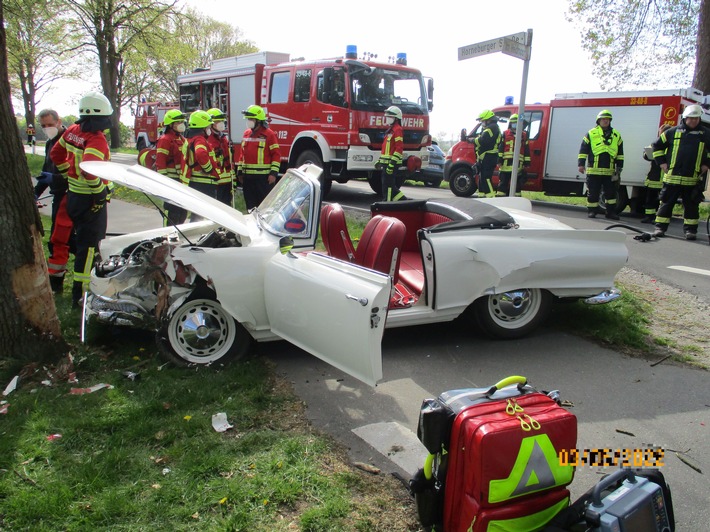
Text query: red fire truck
133 100 179 151
176 48 434 196
445 87 708 213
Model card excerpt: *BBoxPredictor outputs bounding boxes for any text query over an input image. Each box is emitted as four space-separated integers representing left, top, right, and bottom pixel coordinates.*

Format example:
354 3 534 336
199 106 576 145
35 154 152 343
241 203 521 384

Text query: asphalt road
32 154 709 529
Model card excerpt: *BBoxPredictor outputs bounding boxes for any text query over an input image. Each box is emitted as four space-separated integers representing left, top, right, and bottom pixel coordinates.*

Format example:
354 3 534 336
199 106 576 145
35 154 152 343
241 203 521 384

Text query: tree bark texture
0 1 66 361
694 0 710 94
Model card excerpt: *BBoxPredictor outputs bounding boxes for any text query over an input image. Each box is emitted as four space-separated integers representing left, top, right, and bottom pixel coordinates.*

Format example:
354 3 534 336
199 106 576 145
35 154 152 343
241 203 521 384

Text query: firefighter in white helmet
652 104 710 240
578 109 624 220
375 105 408 201
50 91 113 308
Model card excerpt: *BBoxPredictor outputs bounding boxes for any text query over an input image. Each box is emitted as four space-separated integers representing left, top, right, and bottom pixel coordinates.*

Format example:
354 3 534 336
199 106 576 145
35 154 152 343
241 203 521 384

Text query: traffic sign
459 31 529 61
458 37 504 61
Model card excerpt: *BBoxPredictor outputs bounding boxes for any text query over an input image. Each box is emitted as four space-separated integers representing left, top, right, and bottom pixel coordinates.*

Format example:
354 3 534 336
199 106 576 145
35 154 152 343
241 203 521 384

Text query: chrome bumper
583 288 622 305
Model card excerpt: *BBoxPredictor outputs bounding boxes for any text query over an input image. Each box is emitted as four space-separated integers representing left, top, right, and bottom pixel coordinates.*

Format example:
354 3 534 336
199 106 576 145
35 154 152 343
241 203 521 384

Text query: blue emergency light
346 45 358 59
396 53 407 65
505 96 514 105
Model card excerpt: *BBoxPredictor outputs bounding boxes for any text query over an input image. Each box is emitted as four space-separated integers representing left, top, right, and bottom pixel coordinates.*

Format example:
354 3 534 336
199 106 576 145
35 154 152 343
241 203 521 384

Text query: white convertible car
80 162 628 386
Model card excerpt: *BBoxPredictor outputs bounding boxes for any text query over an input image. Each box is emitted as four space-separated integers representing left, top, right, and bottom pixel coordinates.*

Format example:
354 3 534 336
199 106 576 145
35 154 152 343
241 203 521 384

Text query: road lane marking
668 265 710 277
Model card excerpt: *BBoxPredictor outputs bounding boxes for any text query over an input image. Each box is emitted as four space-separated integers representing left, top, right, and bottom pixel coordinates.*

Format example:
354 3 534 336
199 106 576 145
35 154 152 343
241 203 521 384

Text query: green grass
0 215 411 531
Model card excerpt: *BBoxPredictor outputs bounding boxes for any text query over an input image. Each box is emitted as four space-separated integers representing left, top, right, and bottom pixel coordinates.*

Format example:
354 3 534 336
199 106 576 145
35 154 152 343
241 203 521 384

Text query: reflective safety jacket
377 123 404 169
207 132 234 185
50 124 109 195
475 121 502 167
182 135 219 185
498 128 530 172
653 122 710 186
155 129 186 181
578 126 624 176
238 126 281 177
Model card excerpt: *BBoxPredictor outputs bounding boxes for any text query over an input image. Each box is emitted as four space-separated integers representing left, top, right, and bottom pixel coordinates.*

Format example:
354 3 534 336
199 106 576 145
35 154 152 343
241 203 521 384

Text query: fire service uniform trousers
47 193 75 291
66 192 107 305
242 174 272 211
655 183 702 235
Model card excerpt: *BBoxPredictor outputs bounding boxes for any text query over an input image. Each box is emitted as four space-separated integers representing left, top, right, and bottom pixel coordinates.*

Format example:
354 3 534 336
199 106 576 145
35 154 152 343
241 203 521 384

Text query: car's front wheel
157 298 251 366
449 167 477 197
471 289 552 339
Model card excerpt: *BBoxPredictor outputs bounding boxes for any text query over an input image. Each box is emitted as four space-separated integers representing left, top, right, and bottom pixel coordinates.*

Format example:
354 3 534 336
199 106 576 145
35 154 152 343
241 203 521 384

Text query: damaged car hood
80 161 252 238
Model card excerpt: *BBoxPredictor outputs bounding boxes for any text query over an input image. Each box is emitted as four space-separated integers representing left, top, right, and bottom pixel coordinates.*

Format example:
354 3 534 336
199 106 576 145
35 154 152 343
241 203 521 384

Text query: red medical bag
415 376 577 532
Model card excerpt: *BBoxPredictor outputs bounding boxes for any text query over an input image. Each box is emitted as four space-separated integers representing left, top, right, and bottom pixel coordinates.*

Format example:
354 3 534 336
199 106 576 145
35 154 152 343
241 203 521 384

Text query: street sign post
458 29 533 196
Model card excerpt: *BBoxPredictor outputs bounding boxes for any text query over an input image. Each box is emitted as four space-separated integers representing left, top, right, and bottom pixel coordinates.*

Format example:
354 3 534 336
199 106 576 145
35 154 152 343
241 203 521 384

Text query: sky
30 0 605 140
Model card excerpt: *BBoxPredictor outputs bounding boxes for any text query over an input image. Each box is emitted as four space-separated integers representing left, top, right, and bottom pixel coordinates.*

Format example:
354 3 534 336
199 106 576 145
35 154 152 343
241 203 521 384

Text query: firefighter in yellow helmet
155 109 188 225
578 110 624 219
475 110 502 198
206 108 235 206
182 110 220 221
237 105 281 210
497 114 530 196
651 104 709 240
375 106 408 201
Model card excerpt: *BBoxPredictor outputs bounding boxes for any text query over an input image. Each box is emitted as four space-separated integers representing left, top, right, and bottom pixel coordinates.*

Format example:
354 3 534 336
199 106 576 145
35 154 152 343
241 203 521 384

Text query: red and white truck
445 88 708 213
176 48 435 196
133 100 179 151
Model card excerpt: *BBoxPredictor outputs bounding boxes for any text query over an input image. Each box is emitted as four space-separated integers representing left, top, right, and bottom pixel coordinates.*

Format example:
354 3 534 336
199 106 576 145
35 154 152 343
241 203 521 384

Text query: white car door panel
264 252 391 387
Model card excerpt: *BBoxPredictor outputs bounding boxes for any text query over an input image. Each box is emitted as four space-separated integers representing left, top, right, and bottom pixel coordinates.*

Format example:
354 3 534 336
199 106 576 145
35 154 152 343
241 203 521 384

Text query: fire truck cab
177 48 434 197
446 87 708 213
133 100 179 151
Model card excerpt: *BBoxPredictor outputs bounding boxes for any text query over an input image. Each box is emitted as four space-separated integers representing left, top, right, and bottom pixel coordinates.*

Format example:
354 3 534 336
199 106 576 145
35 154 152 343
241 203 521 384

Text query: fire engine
445 87 708 213
176 47 434 196
133 100 179 151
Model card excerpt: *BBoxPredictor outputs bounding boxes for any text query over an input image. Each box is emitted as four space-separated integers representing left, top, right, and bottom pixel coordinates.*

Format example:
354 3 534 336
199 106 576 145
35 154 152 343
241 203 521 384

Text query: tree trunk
693 0 710 94
0 1 67 362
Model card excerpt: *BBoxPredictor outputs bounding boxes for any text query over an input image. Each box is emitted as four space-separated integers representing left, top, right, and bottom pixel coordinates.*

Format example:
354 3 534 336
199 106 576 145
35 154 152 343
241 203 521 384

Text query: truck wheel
449 167 477 197
296 150 331 198
599 186 629 214
368 173 382 196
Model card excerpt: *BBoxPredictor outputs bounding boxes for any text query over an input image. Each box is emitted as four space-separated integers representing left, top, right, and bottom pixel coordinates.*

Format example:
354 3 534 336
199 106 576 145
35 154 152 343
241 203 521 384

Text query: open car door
264 252 391 387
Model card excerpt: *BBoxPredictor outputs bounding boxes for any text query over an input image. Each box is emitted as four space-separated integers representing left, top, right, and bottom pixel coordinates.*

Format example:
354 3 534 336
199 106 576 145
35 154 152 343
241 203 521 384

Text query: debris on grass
69 383 114 395
211 412 234 433
3 375 19 396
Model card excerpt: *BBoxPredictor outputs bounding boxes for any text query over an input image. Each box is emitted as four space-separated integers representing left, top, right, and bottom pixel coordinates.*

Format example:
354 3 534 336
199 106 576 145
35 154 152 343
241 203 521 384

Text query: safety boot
685 232 697 241
605 208 620 221
49 275 64 294
653 228 665 238
587 209 597 219
640 215 655 224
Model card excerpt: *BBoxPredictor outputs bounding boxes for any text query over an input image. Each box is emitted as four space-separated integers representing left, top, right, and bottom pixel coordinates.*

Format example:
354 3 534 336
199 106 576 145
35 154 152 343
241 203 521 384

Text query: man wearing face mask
206 108 234 206
182 110 220 218
155 109 188 225
50 92 113 308
35 109 73 293
237 105 281 211
375 106 407 201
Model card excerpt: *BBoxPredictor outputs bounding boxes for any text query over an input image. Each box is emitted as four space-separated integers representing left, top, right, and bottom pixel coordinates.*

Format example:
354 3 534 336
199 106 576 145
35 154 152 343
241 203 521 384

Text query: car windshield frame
256 170 315 239
348 66 428 115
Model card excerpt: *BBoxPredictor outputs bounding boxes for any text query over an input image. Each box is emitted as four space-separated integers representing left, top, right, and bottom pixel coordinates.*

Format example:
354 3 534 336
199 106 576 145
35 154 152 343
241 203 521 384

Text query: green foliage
566 0 701 90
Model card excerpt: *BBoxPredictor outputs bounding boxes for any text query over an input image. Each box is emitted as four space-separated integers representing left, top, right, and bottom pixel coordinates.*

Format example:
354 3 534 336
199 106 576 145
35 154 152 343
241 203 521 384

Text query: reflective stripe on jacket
653 124 710 186
50 124 109 195
155 129 187 181
182 136 219 185
377 123 404 168
498 128 530 172
578 126 624 176
207 132 234 185
238 126 281 176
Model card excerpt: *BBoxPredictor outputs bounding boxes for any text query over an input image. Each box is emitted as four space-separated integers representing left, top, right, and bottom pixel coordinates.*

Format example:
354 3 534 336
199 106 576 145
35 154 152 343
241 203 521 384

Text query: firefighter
50 91 113 308
34 109 72 293
497 114 530 196
155 109 188 225
578 110 624 220
26 123 35 146
182 110 220 218
206 107 235 206
474 110 502 198
640 124 672 223
375 106 408 201
652 104 709 240
237 105 281 211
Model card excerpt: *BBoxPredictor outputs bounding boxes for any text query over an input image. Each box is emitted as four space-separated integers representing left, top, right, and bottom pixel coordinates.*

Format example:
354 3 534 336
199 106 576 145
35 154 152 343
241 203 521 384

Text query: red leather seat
320 203 355 261
354 215 406 283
